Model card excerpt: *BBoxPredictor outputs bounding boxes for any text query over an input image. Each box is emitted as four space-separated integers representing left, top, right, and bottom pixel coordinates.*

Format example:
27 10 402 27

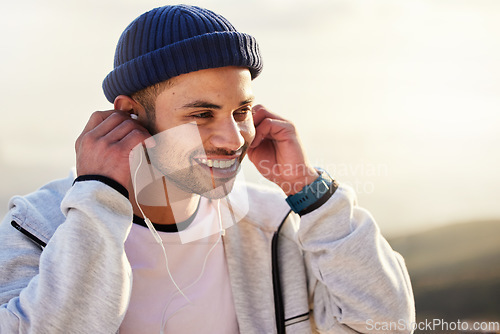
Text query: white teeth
197 158 237 169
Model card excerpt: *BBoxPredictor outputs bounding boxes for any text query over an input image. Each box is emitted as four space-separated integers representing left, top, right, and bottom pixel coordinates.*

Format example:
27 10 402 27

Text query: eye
191 111 213 119
233 106 252 122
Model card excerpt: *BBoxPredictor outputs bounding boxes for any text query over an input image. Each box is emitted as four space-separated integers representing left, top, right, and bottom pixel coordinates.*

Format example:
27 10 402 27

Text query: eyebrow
182 96 255 110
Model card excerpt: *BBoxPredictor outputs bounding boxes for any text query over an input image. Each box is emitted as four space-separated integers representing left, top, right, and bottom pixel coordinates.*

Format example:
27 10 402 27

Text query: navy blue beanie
102 5 263 103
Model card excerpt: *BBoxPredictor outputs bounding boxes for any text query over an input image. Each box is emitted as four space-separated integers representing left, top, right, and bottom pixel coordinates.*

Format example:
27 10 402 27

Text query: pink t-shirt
120 198 239 333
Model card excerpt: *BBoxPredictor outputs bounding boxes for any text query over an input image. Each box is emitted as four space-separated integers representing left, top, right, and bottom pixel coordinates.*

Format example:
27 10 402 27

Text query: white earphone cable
133 146 225 334
133 146 190 304
159 198 224 332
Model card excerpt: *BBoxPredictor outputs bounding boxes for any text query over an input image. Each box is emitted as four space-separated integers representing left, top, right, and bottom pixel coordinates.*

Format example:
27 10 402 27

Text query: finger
104 117 149 143
250 118 295 148
80 110 118 136
252 104 287 127
118 128 153 156
88 111 136 139
76 110 117 152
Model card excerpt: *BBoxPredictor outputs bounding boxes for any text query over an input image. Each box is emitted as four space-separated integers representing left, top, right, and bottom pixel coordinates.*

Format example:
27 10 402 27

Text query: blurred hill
389 220 500 330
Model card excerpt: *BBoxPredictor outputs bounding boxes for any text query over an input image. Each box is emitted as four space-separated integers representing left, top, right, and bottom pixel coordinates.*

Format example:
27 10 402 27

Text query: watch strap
285 168 337 215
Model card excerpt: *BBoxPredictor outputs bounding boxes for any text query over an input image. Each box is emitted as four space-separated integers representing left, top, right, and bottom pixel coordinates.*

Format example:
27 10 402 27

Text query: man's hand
75 110 153 188
247 105 318 196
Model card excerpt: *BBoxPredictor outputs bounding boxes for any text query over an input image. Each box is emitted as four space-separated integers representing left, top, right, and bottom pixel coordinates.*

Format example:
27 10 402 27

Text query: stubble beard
148 151 245 199
145 115 246 199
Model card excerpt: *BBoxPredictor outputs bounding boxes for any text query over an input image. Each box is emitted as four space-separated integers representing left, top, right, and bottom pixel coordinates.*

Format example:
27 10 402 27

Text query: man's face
145 66 255 199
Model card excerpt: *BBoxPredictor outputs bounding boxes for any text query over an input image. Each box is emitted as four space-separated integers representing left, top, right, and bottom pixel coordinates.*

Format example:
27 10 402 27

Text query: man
0 4 415 333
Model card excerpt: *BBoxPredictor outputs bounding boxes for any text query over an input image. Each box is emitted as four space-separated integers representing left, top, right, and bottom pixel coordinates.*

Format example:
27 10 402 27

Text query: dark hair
131 79 175 133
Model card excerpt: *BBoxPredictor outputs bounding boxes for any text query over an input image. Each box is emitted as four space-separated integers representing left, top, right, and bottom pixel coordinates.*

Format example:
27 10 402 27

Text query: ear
114 95 142 115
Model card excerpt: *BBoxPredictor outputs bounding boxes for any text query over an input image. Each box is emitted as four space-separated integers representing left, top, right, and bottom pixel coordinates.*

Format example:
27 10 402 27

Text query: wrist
73 175 129 199
285 168 337 215
280 167 319 196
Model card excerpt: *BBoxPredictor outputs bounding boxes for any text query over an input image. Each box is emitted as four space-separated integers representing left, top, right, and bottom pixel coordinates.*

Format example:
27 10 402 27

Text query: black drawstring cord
271 209 292 334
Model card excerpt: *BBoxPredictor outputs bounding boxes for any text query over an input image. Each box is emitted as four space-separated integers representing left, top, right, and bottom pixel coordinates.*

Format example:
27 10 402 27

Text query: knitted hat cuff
102 31 262 103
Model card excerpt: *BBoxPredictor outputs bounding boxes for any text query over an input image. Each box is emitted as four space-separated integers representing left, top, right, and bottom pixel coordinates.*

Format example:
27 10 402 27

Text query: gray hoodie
0 173 415 333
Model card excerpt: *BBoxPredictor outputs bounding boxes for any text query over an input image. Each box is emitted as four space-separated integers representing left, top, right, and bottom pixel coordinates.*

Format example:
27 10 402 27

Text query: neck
129 176 200 225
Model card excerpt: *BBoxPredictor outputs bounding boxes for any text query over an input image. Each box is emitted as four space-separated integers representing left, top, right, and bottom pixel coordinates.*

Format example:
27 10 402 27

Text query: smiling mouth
194 157 238 169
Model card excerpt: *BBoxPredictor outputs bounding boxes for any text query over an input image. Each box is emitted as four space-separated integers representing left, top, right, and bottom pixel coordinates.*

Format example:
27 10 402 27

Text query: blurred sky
1 0 499 237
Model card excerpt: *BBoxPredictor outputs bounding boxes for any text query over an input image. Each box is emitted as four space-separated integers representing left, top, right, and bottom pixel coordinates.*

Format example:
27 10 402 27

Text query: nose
209 117 245 152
